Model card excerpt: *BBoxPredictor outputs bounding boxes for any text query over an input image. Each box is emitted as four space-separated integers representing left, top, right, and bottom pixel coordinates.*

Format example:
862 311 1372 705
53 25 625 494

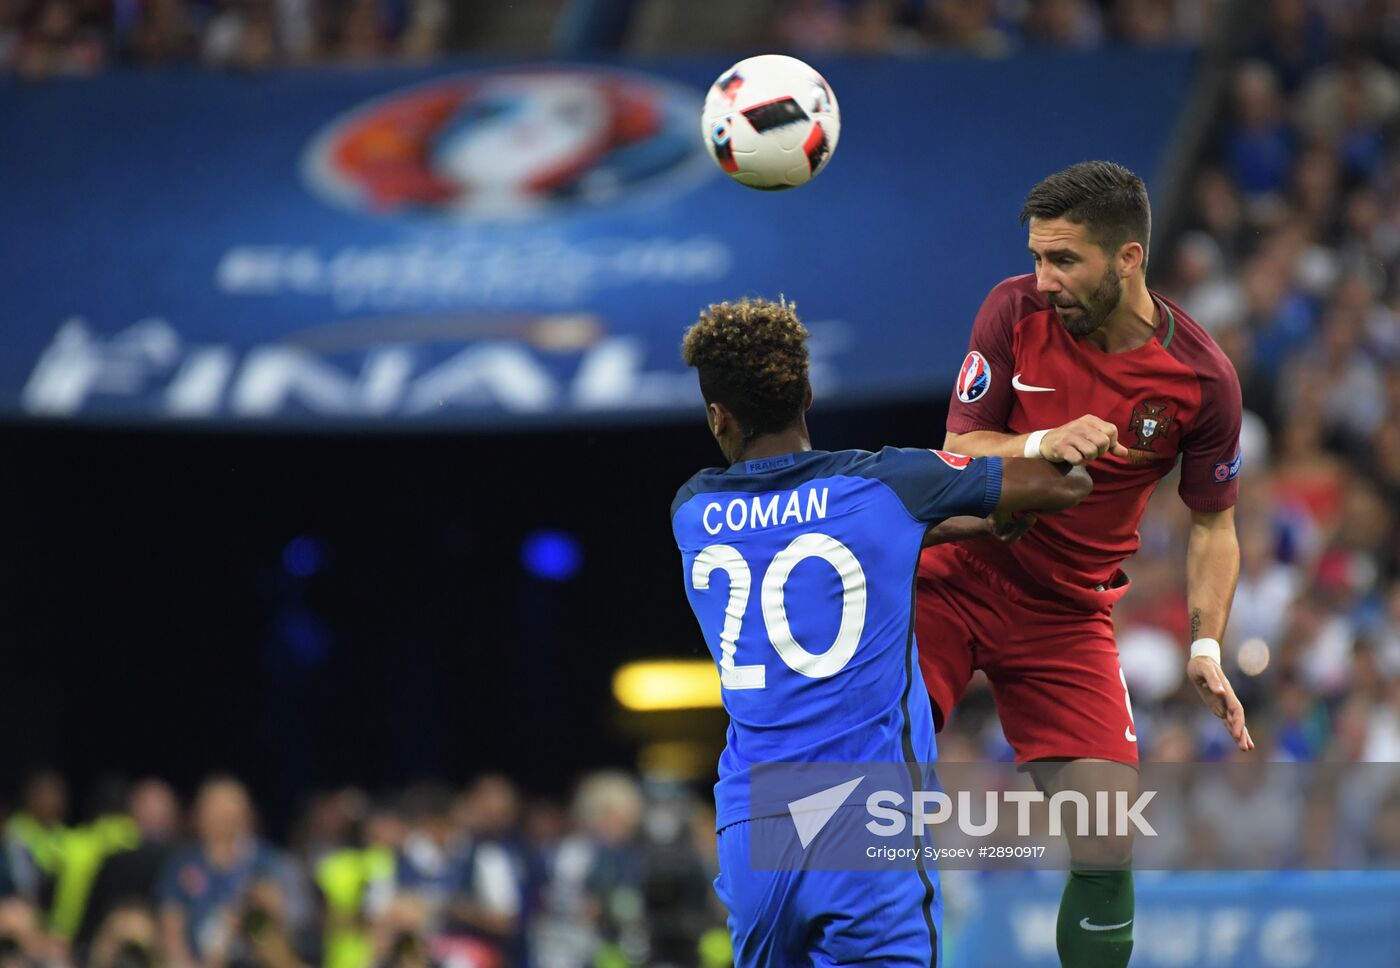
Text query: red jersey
936 273 1242 609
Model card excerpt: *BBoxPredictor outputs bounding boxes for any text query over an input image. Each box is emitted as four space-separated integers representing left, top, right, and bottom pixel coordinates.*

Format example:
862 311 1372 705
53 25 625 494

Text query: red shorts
915 542 1139 765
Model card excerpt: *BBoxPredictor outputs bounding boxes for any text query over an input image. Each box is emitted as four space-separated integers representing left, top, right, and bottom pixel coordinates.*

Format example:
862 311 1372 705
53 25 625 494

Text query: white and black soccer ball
701 54 841 191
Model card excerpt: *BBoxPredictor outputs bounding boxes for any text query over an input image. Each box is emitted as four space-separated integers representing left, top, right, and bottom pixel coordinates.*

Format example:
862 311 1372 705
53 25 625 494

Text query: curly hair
681 297 810 440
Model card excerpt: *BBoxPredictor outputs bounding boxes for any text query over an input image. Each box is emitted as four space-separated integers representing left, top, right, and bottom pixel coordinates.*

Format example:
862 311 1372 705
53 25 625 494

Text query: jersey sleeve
945 276 1025 435
868 447 1003 524
1178 360 1243 512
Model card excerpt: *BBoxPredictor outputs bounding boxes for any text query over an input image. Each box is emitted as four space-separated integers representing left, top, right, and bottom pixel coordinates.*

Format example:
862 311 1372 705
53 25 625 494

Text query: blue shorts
715 816 942 967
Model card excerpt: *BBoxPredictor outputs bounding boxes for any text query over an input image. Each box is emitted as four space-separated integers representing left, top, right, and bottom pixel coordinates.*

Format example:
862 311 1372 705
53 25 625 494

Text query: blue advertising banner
0 50 1196 426
948 872 1400 968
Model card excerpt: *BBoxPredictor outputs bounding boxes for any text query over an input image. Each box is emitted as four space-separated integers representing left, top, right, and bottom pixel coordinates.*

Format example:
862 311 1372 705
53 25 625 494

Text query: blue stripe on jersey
671 447 1002 829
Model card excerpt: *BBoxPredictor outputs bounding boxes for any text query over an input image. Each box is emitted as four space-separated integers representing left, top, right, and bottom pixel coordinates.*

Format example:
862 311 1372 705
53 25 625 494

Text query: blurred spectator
315 801 400 968
223 878 315 968
1112 0 1184 48
1190 762 1302 866
389 785 455 923
1296 52 1400 182
0 896 53 968
87 902 161 968
157 777 297 968
1269 672 1328 761
368 895 435 968
295 791 366 874
5 771 69 909
1226 516 1300 651
77 781 181 950
923 0 1011 58
771 0 861 56
12 0 106 76
0 0 19 68
46 779 139 947
1022 0 1103 50
203 0 284 71
1251 0 1331 92
1163 230 1246 332
124 0 199 67
530 771 643 968
1224 61 1296 205
441 776 523 968
1188 168 1249 266
638 792 726 967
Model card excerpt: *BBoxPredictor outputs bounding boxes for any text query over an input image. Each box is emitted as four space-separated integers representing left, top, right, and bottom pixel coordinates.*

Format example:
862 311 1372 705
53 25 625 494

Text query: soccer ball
701 54 841 191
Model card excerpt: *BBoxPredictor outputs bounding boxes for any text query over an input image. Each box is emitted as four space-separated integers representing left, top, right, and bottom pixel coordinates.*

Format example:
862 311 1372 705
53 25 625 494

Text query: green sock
1056 868 1134 968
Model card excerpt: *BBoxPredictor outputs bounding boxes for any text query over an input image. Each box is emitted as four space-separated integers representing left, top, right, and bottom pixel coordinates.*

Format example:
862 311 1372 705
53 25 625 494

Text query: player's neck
730 427 812 466
1089 279 1157 353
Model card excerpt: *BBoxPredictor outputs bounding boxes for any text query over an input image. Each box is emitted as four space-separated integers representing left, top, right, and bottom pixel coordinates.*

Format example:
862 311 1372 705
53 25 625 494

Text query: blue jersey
671 447 1003 829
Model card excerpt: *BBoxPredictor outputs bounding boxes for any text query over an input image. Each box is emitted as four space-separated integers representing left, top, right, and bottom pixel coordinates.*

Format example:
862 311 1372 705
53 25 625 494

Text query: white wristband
1190 638 1222 664
1023 429 1050 459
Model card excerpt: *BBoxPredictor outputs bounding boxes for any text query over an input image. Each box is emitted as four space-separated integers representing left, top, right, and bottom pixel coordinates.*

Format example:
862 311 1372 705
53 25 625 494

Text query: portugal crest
1128 401 1172 452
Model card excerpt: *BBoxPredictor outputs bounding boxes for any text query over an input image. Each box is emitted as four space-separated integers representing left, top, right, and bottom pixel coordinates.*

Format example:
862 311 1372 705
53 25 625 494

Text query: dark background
0 394 949 830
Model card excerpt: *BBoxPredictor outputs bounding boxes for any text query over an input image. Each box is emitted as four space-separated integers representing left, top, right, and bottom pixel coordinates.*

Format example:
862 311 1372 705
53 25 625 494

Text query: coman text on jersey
700 488 829 536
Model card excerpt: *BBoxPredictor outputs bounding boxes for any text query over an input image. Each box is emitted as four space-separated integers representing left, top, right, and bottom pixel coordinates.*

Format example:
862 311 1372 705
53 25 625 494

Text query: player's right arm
945 418 1130 466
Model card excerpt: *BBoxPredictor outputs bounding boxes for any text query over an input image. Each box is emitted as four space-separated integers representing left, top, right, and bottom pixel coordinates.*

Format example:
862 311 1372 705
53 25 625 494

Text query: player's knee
1067 832 1134 870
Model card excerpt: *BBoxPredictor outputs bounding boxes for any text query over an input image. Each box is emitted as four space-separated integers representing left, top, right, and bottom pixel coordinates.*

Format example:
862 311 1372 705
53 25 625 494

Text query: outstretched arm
1185 507 1253 752
920 458 1090 548
946 414 1130 465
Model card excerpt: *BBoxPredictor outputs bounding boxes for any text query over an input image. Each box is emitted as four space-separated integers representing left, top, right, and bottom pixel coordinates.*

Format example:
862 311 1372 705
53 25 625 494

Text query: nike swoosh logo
1125 726 1137 742
1012 373 1055 392
1080 918 1132 932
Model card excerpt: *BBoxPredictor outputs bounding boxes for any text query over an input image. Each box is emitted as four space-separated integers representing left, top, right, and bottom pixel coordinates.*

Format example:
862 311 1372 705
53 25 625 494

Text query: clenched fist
1037 414 1132 465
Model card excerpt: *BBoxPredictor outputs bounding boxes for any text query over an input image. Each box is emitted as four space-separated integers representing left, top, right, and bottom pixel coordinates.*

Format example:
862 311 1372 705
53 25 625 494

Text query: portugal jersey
939 273 1242 608
671 447 1002 829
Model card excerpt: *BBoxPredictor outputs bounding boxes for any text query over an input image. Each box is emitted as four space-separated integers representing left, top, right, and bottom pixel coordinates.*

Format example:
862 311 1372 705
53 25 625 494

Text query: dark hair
1020 161 1151 261
681 298 810 440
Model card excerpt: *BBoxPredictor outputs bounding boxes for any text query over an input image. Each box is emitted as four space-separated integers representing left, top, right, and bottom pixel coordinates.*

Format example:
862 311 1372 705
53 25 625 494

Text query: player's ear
1118 240 1145 278
803 382 813 411
707 401 729 439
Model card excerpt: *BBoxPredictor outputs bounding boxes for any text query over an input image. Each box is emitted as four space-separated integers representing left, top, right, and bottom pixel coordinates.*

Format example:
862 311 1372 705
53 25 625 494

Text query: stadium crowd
1065 0 1400 771
0 769 730 968
1 0 1220 77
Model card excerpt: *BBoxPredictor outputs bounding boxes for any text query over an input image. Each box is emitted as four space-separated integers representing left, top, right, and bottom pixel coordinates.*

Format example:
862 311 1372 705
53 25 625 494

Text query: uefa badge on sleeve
1213 451 1243 483
956 351 991 403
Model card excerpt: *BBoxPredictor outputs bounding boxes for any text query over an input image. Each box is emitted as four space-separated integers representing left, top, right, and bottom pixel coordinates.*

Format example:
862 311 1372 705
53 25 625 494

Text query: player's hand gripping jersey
943 274 1243 609
672 447 1001 830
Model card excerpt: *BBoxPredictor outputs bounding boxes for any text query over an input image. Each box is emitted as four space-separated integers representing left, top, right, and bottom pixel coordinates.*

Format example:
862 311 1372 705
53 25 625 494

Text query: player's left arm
915 454 1091 547
1185 507 1253 752
1178 351 1253 751
921 511 1037 547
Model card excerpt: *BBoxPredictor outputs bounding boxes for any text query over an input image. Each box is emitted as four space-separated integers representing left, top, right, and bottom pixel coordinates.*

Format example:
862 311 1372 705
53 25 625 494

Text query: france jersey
671 447 1003 831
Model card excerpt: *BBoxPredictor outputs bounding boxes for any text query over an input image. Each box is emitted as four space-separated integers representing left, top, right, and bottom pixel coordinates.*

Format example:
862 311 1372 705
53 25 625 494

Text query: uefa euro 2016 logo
302 67 710 221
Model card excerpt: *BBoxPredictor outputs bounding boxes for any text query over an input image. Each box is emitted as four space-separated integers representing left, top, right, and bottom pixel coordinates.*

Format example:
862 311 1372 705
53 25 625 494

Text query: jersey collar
726 450 826 476
1151 292 1176 349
